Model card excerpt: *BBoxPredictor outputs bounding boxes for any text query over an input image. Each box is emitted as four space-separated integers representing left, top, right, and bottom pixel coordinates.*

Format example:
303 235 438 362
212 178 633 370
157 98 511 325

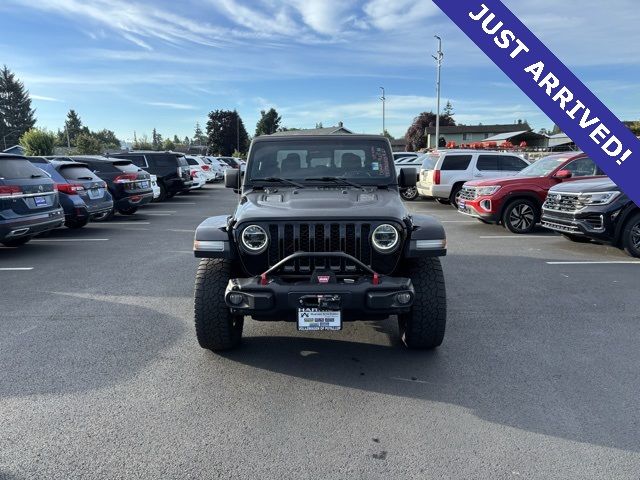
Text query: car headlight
241 225 268 253
577 191 621 205
372 224 399 253
476 186 501 196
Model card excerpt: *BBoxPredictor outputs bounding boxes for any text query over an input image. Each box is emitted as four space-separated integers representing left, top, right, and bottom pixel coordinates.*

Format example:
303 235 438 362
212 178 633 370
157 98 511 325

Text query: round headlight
241 225 268 253
372 224 399 252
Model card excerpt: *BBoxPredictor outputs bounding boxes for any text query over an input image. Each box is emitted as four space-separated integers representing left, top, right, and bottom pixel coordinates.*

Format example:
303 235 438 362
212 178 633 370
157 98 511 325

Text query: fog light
396 293 412 305
228 293 244 305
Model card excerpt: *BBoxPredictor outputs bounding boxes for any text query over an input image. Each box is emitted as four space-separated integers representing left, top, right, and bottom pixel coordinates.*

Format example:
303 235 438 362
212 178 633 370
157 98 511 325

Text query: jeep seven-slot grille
543 193 585 213
239 221 402 276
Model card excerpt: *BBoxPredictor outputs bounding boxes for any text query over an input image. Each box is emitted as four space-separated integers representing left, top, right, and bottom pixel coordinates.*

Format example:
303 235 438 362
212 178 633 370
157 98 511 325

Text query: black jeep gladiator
192 134 447 351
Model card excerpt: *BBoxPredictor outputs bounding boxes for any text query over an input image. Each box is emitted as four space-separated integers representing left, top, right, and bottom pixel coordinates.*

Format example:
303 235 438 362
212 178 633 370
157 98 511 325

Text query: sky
1 0 639 144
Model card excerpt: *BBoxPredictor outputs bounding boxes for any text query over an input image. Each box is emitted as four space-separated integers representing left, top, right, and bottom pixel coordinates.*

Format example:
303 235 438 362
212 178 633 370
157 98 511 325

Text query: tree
64 109 83 146
383 130 395 141
443 100 454 118
193 122 206 145
75 132 103 155
0 65 36 149
183 136 190 145
206 109 249 156
134 134 153 150
173 134 181 144
152 128 163 150
92 129 121 150
315 122 324 129
163 138 176 151
20 128 55 156
627 121 640 136
255 108 282 136
404 111 455 151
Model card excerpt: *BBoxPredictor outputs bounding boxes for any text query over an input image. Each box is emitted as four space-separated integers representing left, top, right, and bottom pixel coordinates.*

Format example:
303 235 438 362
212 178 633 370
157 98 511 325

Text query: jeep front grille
238 221 402 276
543 192 585 213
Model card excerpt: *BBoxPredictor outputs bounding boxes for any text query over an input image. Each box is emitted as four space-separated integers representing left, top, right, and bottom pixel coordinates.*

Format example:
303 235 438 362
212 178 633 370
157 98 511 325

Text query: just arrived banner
432 0 640 207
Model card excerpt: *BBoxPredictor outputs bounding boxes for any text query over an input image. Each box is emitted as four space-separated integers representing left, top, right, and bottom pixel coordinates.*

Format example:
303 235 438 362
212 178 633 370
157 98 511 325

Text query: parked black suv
193 134 448 352
70 156 153 217
109 151 192 201
0 154 64 246
541 178 640 257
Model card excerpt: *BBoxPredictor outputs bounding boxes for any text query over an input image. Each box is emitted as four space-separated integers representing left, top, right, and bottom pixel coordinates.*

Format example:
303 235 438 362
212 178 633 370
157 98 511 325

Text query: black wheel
503 199 538 234
194 258 244 351
1 237 31 247
622 212 640 258
65 217 88 229
400 186 419 201
434 198 451 205
398 257 447 349
157 182 168 202
561 233 591 243
449 185 463 209
117 206 138 215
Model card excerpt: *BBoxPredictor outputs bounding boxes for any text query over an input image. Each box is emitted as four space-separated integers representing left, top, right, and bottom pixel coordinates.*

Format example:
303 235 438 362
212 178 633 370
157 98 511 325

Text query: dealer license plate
458 199 466 210
139 181 149 189
88 188 103 199
34 196 47 206
297 308 342 331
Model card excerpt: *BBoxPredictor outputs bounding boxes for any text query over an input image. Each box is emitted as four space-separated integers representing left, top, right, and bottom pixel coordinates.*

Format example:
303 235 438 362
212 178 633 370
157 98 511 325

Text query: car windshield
516 155 572 177
247 138 394 185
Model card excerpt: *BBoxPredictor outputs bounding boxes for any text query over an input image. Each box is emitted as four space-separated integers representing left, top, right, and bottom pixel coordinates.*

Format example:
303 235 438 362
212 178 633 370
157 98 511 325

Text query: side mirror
554 169 572 180
224 169 240 190
398 167 417 188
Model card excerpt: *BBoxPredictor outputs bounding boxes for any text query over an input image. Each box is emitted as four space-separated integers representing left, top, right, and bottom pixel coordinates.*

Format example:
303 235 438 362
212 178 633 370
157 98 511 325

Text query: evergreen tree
152 128 163 150
0 65 36 149
193 122 206 144
443 100 454 118
183 136 190 145
255 108 282 136
64 109 83 147
206 109 249 156
173 134 180 144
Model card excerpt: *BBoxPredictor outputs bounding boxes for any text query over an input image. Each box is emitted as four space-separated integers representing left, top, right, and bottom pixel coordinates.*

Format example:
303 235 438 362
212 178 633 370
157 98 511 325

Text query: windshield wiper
255 177 305 188
304 176 363 189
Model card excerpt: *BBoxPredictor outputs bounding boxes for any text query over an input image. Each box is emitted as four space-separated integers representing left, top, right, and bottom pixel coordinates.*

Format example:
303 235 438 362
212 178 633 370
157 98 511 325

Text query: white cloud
146 102 198 110
31 94 63 102
362 0 440 30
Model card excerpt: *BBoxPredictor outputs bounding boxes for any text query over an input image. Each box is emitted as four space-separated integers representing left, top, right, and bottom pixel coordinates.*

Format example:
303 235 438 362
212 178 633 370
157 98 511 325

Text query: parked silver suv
417 150 529 207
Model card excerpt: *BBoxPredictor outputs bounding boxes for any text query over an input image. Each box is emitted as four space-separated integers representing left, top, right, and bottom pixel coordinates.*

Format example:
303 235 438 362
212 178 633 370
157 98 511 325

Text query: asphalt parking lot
1 183 639 479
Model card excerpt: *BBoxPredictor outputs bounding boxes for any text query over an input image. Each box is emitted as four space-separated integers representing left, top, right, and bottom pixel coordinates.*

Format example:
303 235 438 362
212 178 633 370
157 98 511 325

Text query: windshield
247 139 394 185
516 155 572 177
421 153 440 170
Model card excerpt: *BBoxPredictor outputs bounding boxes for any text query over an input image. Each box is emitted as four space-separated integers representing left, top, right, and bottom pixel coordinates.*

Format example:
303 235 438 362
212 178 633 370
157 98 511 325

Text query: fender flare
404 214 447 257
193 215 235 258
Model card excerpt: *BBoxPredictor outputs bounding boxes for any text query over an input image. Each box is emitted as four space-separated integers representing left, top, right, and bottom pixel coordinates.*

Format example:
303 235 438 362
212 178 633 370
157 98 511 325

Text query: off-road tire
65 217 88 229
400 186 419 201
622 212 640 258
503 199 538 234
399 257 447 349
194 258 244 351
117 206 138 215
561 233 591 243
1 237 31 247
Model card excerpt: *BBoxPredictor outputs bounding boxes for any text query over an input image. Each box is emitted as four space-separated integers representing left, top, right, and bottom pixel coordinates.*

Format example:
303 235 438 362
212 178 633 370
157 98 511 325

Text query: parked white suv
417 150 530 207
395 153 429 201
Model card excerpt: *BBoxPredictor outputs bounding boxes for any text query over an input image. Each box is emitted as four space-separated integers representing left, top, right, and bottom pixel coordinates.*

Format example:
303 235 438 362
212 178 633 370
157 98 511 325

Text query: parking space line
479 235 556 239
546 261 640 265
441 220 476 223
142 210 176 213
32 238 109 242
166 203 196 205
92 222 151 225
0 267 34 271
144 213 173 216
168 229 196 233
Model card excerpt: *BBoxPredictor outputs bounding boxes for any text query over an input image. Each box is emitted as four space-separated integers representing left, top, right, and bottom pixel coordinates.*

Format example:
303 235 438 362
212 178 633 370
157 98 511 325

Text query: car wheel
449 185 463 209
157 182 168 202
65 218 89 229
400 186 419 201
398 257 446 349
117 206 138 215
503 199 538 234
434 198 451 205
561 233 591 243
194 258 244 351
622 212 640 258
1 237 31 247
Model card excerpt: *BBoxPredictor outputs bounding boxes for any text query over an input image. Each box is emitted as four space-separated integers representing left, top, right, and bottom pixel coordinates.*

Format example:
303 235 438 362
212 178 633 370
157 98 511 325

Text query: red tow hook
372 272 380 286
260 273 268 285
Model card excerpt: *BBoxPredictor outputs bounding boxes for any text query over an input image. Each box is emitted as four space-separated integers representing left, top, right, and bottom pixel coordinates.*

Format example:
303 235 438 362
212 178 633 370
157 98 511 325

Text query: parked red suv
457 153 606 233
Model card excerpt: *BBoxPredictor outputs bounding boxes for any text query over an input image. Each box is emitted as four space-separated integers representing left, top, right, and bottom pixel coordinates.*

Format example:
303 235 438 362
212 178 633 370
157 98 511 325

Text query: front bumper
541 207 618 242
224 251 415 321
457 197 499 223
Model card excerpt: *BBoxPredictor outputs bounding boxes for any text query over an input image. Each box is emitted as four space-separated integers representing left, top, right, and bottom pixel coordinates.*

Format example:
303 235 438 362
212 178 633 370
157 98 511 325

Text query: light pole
379 87 386 135
433 35 444 149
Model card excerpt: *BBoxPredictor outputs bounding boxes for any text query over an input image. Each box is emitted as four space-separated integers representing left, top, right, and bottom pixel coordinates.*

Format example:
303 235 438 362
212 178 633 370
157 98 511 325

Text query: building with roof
269 122 353 136
424 121 532 148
